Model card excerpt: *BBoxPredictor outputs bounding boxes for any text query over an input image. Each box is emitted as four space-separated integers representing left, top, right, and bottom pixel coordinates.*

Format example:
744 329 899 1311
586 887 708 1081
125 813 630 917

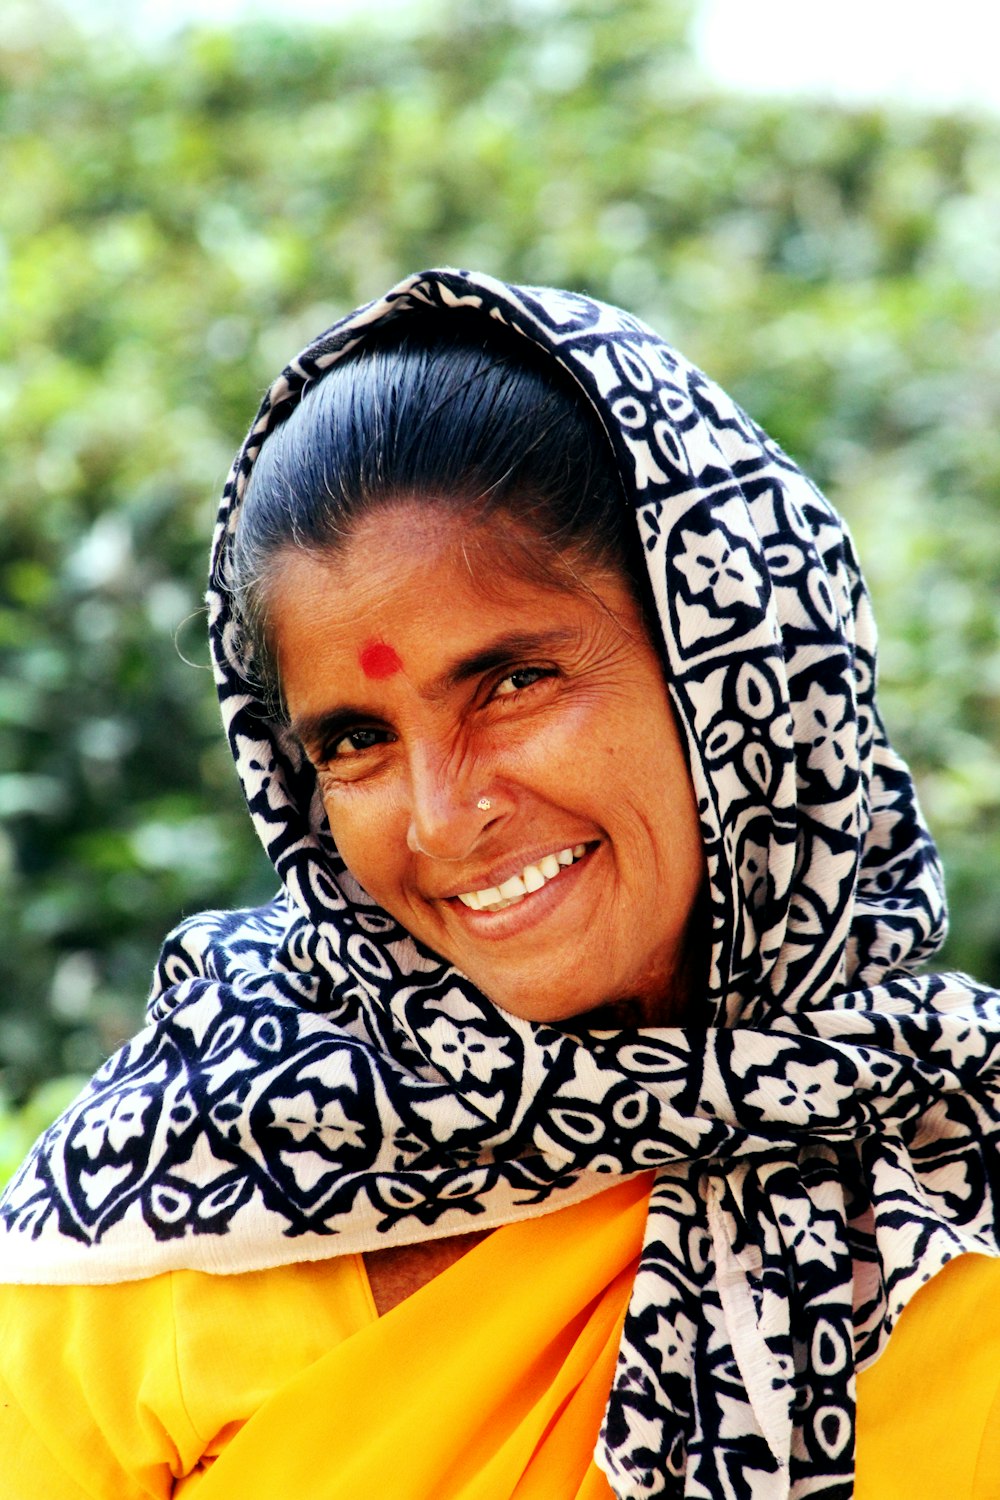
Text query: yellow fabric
1 1178 998 1499
855 1252 1000 1500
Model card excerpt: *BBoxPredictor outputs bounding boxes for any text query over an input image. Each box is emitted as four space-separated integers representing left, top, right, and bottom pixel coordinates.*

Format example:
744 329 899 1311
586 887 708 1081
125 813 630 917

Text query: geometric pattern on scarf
2 269 998 1500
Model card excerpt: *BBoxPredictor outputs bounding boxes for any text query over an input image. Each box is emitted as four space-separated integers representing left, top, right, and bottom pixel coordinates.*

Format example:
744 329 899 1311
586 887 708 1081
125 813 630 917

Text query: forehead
263 503 651 695
265 501 631 632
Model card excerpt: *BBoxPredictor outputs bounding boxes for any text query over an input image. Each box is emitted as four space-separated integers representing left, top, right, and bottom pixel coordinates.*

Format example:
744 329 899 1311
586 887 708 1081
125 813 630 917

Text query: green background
2 0 998 1167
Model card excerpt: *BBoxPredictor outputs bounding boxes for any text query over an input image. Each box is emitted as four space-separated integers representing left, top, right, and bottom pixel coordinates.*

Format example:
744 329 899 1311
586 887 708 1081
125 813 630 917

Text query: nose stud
476 797 492 812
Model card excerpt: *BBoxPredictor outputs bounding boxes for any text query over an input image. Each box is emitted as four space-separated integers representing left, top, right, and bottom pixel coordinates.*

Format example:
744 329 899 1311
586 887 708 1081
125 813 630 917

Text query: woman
1 267 998 1499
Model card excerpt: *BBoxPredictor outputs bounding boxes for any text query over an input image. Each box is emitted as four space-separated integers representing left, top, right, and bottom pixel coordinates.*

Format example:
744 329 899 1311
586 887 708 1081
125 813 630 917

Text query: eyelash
319 665 558 763
327 727 390 758
492 665 554 697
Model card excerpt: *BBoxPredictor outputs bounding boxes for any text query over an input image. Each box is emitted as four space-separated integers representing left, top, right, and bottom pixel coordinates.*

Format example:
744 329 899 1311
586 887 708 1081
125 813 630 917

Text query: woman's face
267 504 705 1026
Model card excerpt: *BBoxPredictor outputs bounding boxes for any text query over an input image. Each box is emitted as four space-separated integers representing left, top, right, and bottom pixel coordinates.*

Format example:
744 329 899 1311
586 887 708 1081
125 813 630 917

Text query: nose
405 749 498 861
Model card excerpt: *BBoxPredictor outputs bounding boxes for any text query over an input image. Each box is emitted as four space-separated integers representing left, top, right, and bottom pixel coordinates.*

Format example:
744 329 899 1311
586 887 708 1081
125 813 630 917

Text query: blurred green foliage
1 0 998 1136
0 1074 90 1186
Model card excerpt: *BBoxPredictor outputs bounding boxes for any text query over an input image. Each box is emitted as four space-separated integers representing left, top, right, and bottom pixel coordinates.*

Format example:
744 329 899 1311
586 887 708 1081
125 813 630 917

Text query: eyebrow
442 629 578 688
290 627 579 753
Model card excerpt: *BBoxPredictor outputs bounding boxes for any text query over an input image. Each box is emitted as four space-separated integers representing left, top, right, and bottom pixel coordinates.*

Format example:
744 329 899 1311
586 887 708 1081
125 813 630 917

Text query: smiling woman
232 312 706 1028
1 268 999 1500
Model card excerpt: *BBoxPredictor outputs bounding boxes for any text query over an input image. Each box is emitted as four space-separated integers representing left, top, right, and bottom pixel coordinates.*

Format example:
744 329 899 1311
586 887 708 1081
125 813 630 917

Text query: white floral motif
800 684 855 790
776 1197 841 1270
674 529 761 614
744 1057 846 1126
420 1016 508 1084
277 1091 365 1149
74 1092 151 1159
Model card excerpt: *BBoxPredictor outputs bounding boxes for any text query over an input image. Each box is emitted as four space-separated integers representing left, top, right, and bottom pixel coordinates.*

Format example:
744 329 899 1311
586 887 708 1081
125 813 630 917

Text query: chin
470 945 697 1029
567 997 650 1029
481 989 586 1026
478 970 654 1028
464 971 596 1026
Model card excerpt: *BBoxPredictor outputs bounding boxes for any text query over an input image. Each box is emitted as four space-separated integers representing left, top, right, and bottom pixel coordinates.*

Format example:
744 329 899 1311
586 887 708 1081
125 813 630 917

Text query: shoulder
0 1256 372 1497
856 1254 1000 1499
148 893 291 1003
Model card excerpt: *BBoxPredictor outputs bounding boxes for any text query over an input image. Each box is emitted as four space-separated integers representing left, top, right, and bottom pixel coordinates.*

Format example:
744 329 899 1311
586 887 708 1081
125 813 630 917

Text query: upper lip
431 841 595 901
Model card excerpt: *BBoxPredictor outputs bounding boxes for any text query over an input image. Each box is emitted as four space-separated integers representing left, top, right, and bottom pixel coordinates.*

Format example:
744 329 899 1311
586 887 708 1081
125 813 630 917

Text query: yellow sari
2 1174 999 1498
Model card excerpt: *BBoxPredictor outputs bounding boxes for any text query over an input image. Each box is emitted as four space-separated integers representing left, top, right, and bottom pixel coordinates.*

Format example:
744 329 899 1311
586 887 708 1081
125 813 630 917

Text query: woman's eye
493 667 552 698
327 727 389 758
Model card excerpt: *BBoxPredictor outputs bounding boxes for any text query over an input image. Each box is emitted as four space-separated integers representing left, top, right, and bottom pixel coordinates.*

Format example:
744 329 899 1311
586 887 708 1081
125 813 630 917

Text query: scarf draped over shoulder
2 269 998 1500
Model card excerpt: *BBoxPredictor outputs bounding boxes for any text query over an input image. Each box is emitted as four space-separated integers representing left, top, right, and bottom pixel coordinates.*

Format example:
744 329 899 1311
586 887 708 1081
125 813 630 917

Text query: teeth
456 845 588 914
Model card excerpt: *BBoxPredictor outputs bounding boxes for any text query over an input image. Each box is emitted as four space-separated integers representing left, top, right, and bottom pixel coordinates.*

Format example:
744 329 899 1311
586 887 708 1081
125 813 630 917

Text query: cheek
616 709 703 877
320 788 405 895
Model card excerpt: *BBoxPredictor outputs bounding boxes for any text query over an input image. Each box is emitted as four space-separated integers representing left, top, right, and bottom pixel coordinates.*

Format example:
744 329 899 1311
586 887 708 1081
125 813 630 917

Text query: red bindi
359 639 403 680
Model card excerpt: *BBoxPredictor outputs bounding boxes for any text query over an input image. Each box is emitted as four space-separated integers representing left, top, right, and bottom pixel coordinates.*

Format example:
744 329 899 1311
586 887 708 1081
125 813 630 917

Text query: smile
455 845 588 913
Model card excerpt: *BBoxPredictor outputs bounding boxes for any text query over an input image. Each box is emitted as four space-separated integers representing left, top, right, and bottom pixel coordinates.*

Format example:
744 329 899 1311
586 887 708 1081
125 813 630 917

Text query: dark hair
229 314 642 705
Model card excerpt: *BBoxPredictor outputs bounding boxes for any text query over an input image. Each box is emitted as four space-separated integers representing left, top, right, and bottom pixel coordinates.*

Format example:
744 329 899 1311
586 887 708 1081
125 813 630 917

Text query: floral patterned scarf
3 269 998 1499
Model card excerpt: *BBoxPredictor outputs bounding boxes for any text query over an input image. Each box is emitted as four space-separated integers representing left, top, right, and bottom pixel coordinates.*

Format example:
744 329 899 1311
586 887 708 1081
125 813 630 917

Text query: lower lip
444 845 598 940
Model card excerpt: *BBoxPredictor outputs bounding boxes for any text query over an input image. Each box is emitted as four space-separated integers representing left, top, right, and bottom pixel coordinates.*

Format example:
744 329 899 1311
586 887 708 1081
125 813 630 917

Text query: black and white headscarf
3 269 999 1498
